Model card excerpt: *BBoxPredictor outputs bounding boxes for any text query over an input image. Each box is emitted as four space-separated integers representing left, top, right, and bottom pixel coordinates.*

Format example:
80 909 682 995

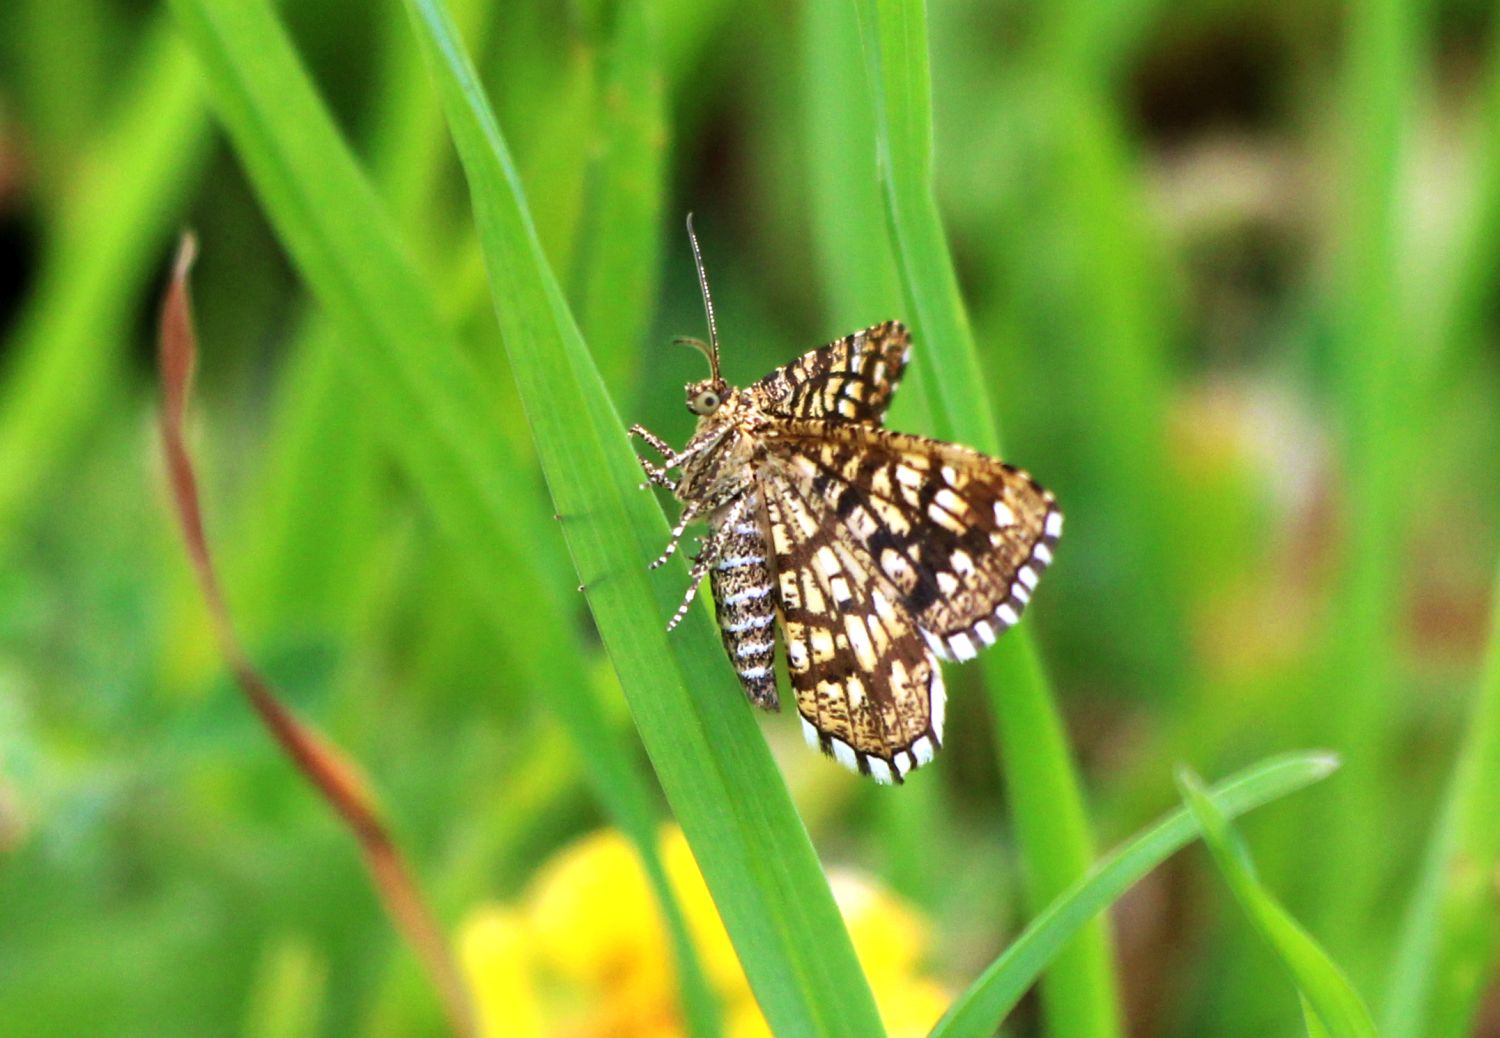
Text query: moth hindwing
631 219 1061 782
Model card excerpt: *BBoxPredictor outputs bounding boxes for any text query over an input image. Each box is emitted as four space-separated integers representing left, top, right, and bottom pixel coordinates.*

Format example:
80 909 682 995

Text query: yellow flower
459 907 544 1038
828 870 930 985
870 977 950 1038
659 826 754 998
527 827 676 1025
458 824 949 1038
528 834 669 996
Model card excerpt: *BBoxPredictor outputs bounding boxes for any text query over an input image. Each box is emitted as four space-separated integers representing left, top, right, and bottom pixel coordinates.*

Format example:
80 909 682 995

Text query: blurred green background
2 0 1499 1034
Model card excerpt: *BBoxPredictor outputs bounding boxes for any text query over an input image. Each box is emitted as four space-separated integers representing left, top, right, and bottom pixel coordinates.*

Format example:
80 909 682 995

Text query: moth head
685 376 729 416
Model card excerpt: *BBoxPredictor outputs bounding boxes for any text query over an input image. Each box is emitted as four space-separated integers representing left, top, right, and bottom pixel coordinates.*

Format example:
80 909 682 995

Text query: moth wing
760 473 945 783
751 321 910 426
764 420 1062 661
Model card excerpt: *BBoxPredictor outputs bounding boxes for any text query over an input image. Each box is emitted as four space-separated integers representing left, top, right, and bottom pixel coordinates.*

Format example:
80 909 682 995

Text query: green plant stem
1379 26 1500 1038
573 0 667 398
1315 0 1420 970
1383 548 1500 1036
799 0 905 338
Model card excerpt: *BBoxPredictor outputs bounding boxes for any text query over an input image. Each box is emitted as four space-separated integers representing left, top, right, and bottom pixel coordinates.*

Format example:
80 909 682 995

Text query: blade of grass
931 751 1339 1038
1314 0 1422 968
242 939 326 1038
12 0 111 210
0 19 209 560
572 0 667 398
400 1 889 1033
1409 7 1500 396
995 77 1187 693
158 237 475 1038
799 0 905 340
1176 767 1377 1038
165 3 720 1034
231 0 493 640
1382 549 1500 1037
851 3 1120 1034
1303 1002 1334 1038
1376 24 1500 1038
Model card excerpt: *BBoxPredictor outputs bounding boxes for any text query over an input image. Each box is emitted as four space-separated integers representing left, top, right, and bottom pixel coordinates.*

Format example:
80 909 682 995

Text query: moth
632 217 1062 783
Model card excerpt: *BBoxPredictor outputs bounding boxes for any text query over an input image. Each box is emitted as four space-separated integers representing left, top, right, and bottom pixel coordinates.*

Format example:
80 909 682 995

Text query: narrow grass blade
992 81 1187 693
401 2 888 1033
1382 550 1500 1037
158 238 476 1038
230 0 492 640
165 2 719 1032
799 0 904 338
851 3 1120 1033
1176 767 1377 1038
1314 0 1421 964
930 751 1338 1038
1302 997 1335 1038
12 0 110 209
0 20 208 559
1379 31 1500 1035
242 939 326 1038
573 0 667 397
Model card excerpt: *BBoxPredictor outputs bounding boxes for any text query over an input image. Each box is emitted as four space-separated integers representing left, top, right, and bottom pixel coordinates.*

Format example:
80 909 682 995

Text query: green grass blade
853 0 993 450
400 1 887 1034
799 0 904 338
931 752 1339 1038
852 3 1120 1034
164 1 719 1031
0 20 209 559
11 0 111 211
1382 550 1500 1037
1176 767 1377 1038
993 80 1187 693
1379 29 1500 1038
573 0 667 398
1302 997 1335 1038
231 0 492 640
1314 0 1421 965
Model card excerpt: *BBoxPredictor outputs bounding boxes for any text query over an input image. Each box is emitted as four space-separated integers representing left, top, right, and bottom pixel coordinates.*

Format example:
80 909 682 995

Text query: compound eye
688 389 721 415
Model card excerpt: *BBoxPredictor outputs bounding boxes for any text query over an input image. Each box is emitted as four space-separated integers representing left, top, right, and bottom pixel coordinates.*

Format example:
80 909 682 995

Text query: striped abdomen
709 498 779 709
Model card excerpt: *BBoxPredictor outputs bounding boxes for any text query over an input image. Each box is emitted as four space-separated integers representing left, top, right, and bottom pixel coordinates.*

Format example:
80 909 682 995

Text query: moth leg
650 501 703 570
665 496 750 631
666 556 710 631
629 424 717 486
629 424 674 457
657 438 719 474
630 425 682 491
637 456 679 492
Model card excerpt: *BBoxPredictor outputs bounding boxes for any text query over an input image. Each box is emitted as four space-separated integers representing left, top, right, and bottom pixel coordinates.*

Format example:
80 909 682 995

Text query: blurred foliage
2 0 1500 1035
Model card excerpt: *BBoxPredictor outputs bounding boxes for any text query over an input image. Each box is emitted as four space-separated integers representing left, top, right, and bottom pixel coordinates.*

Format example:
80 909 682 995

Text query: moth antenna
685 212 722 381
